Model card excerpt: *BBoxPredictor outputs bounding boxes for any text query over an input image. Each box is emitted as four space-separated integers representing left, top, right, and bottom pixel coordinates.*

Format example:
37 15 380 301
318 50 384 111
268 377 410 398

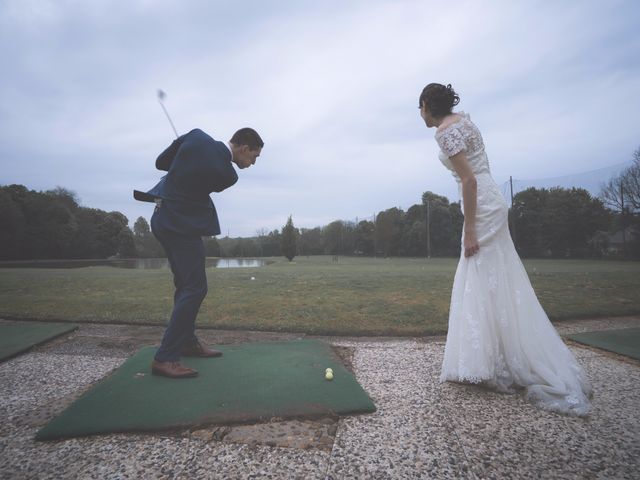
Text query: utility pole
426 200 431 259
373 212 377 257
621 182 626 258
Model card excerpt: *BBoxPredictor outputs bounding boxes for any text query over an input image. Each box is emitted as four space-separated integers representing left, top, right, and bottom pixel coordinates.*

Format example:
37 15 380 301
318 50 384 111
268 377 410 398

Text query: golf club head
157 89 167 102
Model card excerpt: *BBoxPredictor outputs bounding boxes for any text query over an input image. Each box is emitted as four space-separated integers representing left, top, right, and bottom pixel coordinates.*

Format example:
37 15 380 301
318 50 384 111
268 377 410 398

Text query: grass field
0 256 639 336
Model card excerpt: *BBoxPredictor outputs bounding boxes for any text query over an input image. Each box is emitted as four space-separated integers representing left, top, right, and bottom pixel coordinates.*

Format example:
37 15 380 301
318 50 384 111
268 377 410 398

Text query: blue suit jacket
137 129 238 236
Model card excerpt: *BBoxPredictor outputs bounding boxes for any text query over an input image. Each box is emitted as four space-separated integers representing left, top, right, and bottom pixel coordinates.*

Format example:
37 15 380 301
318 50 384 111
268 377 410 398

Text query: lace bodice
435 112 491 181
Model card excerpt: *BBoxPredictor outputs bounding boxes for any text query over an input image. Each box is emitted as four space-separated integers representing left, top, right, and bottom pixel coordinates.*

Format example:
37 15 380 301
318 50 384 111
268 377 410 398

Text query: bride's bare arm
449 152 479 257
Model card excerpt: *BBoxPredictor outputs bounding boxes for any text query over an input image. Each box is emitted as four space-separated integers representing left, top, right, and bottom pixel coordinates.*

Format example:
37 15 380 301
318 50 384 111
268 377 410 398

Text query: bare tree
625 148 640 211
600 147 640 213
601 175 625 211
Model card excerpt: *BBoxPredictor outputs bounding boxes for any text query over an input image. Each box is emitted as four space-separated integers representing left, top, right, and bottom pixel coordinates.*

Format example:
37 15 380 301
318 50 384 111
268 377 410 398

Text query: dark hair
419 83 460 118
230 127 264 150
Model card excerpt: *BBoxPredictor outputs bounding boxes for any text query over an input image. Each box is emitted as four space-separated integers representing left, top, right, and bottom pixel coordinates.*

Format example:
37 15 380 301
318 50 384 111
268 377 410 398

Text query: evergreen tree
281 215 297 261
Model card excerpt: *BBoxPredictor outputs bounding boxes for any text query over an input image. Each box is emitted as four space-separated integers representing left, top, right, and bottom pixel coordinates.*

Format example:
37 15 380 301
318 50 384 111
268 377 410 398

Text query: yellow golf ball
325 371 334 381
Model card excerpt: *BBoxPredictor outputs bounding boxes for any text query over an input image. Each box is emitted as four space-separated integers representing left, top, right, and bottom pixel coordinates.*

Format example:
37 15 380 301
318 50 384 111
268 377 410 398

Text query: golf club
157 89 179 138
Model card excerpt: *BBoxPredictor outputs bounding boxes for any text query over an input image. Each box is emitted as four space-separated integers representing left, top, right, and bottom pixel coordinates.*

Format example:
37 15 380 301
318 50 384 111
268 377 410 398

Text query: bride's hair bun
446 84 460 106
419 83 460 117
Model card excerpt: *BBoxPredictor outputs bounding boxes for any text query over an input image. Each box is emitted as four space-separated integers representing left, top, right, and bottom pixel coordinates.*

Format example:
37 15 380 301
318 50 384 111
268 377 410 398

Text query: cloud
1 0 639 236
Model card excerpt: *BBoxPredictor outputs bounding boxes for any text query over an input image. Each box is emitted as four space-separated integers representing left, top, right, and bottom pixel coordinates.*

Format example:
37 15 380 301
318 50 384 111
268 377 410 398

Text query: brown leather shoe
151 360 198 378
182 339 223 358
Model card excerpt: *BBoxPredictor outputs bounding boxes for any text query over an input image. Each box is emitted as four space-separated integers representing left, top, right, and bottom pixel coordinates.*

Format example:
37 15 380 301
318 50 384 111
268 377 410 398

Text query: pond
0 258 270 269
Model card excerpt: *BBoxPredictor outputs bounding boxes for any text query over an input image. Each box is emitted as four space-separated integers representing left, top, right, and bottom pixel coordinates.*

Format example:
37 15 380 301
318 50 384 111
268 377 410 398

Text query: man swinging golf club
135 91 264 378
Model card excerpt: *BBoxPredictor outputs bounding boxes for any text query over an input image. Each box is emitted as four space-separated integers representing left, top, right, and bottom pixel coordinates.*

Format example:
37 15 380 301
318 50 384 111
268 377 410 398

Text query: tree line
223 185 638 261
1 146 638 261
0 185 135 260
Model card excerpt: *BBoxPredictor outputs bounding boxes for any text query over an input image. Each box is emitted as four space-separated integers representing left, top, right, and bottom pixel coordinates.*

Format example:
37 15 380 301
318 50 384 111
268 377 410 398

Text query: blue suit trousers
151 209 207 362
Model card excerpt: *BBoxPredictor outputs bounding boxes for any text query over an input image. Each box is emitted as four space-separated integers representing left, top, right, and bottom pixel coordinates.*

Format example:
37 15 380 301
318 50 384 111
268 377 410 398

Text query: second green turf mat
567 327 640 361
36 339 376 440
0 322 78 362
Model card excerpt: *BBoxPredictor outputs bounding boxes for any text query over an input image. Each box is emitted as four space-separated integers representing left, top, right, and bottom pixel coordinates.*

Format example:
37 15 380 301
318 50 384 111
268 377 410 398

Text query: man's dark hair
230 128 264 150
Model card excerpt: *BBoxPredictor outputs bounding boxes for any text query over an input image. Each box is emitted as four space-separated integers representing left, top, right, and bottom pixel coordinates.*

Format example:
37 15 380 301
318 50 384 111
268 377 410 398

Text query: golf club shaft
158 99 179 138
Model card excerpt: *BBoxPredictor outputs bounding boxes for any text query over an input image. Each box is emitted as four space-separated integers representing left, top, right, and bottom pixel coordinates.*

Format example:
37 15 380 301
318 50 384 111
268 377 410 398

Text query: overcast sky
1 0 639 237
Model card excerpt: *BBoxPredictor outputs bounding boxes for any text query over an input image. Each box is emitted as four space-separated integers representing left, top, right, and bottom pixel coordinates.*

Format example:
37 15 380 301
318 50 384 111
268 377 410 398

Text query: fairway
0 256 638 336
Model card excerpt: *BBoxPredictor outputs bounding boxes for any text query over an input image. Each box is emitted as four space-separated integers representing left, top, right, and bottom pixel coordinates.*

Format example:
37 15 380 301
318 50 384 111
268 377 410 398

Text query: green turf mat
36 339 376 440
0 322 78 361
567 328 640 360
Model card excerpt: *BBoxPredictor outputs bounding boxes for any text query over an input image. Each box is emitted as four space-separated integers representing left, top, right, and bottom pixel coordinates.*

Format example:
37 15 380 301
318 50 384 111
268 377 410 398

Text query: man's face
234 145 262 169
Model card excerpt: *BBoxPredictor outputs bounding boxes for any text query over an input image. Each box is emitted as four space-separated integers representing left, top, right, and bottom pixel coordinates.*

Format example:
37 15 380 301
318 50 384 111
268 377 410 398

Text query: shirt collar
225 142 234 161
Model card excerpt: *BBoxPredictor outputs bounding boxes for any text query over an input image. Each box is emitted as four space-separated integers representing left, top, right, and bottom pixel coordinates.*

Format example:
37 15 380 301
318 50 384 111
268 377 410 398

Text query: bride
419 83 592 416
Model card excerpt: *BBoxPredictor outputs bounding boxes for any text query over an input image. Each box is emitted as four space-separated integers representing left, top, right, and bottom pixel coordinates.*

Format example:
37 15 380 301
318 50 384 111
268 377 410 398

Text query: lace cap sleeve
436 126 466 157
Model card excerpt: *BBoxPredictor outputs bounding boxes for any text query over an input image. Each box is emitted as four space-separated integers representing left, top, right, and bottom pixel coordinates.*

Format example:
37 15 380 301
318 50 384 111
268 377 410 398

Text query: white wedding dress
436 112 592 416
